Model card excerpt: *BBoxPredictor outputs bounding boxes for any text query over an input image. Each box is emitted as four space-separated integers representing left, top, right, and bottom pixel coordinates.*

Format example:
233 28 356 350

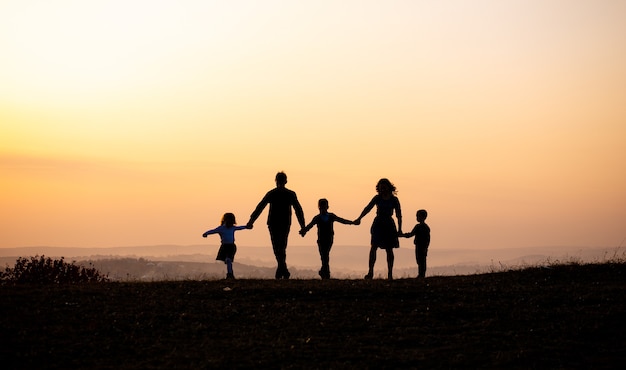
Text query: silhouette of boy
300 198 354 279
247 172 306 279
401 209 431 278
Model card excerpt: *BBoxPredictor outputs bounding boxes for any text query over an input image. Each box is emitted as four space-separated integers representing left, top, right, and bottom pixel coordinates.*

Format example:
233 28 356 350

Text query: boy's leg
417 246 427 278
318 242 331 279
415 247 422 278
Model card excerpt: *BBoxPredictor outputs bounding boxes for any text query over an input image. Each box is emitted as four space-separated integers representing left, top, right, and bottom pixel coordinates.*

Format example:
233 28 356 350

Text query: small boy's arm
299 221 314 236
336 216 354 225
304 219 313 231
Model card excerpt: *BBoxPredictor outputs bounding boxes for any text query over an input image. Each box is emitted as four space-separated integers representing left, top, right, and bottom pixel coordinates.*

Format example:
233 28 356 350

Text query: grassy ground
1 262 625 369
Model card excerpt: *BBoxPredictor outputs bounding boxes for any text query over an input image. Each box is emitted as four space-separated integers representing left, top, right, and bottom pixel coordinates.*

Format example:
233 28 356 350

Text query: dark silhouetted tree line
0 255 108 284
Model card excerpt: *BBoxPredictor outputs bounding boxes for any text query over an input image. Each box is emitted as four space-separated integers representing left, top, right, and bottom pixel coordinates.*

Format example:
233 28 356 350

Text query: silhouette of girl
202 212 249 279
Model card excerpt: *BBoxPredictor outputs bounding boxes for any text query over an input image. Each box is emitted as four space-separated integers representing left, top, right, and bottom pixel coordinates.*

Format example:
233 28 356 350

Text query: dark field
1 262 625 369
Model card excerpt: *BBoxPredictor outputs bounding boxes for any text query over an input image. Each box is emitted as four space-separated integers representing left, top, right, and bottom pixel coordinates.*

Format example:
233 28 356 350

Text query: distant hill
1 245 621 281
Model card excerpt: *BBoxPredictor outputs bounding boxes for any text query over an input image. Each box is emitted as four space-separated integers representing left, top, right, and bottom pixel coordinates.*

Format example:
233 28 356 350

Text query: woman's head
221 213 237 227
376 178 397 195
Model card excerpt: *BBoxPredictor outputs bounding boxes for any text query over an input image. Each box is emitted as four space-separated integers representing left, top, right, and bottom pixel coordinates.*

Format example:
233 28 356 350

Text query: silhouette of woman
354 178 402 280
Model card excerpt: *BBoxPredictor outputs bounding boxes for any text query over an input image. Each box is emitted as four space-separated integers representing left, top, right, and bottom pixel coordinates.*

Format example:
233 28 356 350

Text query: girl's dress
203 225 247 260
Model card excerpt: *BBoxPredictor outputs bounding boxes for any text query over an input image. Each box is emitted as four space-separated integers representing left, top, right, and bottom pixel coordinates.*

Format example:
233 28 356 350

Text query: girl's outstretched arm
202 227 221 238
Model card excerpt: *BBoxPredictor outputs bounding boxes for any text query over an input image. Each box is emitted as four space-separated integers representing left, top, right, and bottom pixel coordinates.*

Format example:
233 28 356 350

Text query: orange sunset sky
1 1 625 252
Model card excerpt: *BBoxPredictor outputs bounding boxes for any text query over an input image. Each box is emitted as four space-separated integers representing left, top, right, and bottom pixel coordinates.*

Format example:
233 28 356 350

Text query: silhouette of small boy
202 212 250 279
300 199 354 279
401 209 431 278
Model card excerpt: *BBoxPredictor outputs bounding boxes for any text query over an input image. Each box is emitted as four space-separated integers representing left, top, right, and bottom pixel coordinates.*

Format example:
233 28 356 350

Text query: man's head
275 171 287 186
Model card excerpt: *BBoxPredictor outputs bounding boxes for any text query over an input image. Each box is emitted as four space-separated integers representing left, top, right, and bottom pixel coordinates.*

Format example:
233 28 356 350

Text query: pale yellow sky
1 1 625 251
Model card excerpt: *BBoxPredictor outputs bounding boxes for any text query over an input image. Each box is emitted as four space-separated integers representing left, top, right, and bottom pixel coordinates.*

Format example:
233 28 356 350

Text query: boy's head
318 198 329 212
275 171 287 186
416 209 428 223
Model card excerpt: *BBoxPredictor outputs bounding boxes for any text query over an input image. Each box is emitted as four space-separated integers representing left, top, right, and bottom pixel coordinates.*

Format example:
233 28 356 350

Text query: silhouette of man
247 172 306 279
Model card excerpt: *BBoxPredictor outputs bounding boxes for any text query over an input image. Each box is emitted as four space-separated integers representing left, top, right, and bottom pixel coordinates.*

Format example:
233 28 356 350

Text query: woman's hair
221 213 237 227
377 178 397 195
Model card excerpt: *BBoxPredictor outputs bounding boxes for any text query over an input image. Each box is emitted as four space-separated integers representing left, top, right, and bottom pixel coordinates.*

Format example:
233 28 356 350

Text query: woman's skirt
370 216 399 249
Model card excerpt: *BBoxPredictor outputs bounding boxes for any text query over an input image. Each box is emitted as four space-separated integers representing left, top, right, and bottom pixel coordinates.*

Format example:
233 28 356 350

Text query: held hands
353 218 361 226
299 228 307 237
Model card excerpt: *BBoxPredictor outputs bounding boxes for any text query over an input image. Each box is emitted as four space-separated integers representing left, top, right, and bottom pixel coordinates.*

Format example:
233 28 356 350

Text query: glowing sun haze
1 0 625 251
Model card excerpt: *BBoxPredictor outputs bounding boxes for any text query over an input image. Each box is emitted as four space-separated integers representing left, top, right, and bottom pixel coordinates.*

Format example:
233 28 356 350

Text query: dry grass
1 261 625 369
